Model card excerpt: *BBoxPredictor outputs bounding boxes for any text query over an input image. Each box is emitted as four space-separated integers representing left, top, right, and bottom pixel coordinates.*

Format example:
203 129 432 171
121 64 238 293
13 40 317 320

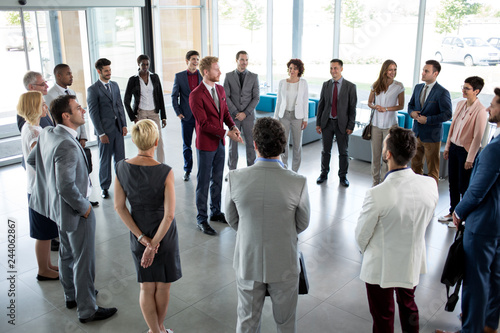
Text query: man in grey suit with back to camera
87 58 128 199
28 95 117 323
316 59 357 187
226 117 310 333
224 50 260 172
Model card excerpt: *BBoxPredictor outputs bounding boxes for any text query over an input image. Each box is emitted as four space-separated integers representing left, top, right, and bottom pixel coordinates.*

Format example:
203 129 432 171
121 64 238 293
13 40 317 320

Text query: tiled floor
1 111 465 333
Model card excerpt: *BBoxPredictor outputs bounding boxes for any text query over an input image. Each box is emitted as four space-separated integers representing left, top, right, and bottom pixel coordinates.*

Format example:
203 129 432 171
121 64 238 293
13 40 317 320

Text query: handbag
265 251 309 296
362 97 376 141
440 225 465 312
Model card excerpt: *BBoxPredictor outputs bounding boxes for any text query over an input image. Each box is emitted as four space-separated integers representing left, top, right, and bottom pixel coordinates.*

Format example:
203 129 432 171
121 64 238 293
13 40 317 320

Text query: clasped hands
410 111 427 124
140 236 160 268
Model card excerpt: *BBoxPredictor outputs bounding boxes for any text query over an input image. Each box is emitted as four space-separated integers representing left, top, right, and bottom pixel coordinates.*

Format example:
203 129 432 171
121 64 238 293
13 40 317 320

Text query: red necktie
331 81 338 118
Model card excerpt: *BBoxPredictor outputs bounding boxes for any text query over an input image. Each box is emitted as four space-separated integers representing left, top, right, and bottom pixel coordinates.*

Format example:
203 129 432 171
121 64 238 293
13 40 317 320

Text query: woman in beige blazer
274 59 309 172
439 76 487 225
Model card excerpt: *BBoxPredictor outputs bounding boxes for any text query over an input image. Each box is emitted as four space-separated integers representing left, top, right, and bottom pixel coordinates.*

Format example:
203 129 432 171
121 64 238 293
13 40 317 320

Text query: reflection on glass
219 0 267 90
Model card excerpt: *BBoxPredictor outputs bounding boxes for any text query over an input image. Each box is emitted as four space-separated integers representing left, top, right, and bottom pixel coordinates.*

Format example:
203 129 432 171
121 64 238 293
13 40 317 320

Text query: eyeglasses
32 81 48 87
461 85 472 91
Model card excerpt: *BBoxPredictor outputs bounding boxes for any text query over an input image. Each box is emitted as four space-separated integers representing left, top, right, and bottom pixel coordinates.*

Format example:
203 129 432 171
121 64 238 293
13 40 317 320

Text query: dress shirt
54 83 71 96
449 102 472 147
371 81 405 129
59 124 92 198
285 81 299 111
383 167 409 181
494 127 500 139
255 157 285 168
330 77 343 119
138 73 155 111
187 70 199 91
237 69 247 87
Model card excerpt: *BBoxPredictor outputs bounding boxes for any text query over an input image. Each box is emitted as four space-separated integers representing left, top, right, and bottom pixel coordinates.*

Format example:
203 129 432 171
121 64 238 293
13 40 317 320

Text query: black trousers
448 142 473 214
320 118 349 178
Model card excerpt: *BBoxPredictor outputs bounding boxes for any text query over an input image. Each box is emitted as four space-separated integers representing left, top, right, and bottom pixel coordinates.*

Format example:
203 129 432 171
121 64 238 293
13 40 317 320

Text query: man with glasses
17 71 54 131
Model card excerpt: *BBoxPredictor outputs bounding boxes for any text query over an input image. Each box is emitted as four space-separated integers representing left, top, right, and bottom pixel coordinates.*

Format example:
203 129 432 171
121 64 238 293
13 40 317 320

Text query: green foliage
324 0 365 29
241 0 264 31
219 0 233 19
5 11 30 26
435 0 481 34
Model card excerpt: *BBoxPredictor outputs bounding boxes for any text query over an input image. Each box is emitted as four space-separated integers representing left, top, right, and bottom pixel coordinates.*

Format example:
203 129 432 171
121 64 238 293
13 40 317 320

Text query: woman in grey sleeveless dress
114 119 181 333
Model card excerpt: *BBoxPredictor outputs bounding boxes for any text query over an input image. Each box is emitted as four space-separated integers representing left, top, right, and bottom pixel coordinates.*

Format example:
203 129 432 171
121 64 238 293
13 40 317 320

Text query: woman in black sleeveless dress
114 119 181 333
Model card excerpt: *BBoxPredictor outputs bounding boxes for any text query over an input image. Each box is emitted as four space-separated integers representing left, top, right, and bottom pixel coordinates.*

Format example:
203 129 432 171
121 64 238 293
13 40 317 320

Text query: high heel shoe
36 274 59 281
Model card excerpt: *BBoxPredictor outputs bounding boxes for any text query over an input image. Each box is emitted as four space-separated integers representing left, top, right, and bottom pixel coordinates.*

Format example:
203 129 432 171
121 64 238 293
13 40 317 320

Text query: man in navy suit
408 60 452 183
172 50 203 181
87 58 128 199
436 88 500 333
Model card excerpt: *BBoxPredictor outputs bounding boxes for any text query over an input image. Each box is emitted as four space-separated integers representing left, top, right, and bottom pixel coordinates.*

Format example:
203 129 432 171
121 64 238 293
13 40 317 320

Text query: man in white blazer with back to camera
355 126 438 333
28 95 117 323
226 117 310 333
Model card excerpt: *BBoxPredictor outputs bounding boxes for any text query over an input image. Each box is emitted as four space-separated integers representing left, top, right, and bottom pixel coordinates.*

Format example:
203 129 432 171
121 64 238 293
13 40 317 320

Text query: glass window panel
272 0 293 92
422 0 500 112
218 0 267 88
303 0 335 97
338 0 420 110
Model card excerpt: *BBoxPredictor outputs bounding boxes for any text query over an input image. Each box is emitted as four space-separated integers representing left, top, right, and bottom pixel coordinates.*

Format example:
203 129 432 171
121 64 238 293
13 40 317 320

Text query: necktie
331 81 338 118
105 83 111 93
420 85 428 107
64 89 69 95
239 72 244 88
211 87 219 112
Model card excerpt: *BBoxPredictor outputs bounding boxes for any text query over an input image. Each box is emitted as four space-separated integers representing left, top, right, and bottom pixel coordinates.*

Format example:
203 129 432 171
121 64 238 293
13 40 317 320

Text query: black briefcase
440 226 465 311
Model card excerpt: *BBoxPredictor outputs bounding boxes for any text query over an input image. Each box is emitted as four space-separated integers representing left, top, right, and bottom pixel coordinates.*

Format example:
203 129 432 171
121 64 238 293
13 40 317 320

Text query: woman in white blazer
274 59 309 172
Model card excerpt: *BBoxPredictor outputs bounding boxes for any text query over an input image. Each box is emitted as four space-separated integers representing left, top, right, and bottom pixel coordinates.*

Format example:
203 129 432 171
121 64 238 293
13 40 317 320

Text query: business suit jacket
189 83 235 151
223 70 260 117
445 99 487 163
27 126 91 232
44 85 88 140
355 168 438 288
171 70 202 121
316 78 357 134
408 82 452 142
455 136 500 236
87 80 127 136
225 160 310 283
275 78 309 120
123 72 166 122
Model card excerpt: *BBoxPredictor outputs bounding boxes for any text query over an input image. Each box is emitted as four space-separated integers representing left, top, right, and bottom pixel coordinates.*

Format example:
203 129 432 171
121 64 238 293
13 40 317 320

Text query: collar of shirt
54 83 69 95
99 79 110 87
137 71 151 81
58 124 78 139
331 76 343 85
236 69 248 75
203 81 216 95
425 81 437 90
187 69 198 76
383 166 410 181
255 157 285 168
494 127 500 139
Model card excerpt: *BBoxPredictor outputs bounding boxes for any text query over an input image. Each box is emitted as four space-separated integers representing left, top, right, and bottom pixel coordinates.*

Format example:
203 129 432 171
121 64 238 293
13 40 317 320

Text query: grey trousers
228 115 256 170
137 108 165 163
370 125 390 186
59 209 98 319
279 111 303 172
236 274 299 333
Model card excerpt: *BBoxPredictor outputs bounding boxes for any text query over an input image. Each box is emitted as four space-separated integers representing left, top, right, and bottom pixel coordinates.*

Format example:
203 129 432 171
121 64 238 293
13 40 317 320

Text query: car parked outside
435 36 500 66
488 37 500 51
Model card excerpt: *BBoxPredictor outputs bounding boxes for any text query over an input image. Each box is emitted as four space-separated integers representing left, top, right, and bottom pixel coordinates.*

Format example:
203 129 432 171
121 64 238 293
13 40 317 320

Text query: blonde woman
367 60 405 186
17 91 59 281
274 59 309 172
114 119 181 333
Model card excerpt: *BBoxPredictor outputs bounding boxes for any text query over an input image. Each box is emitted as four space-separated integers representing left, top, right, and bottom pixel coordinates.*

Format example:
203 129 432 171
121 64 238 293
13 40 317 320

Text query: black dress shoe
90 201 99 207
79 306 117 323
66 290 98 309
51 238 60 251
198 221 217 235
316 174 328 184
101 189 109 198
340 177 350 187
210 213 227 224
36 274 59 281
183 171 190 181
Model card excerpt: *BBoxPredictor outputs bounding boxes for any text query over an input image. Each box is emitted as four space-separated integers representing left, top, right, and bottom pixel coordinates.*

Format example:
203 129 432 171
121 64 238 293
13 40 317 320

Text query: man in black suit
171 50 203 181
316 59 357 187
87 58 128 199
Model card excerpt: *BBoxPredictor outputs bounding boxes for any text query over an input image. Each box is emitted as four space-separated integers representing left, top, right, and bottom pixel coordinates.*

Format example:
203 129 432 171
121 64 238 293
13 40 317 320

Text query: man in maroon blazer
189 56 243 235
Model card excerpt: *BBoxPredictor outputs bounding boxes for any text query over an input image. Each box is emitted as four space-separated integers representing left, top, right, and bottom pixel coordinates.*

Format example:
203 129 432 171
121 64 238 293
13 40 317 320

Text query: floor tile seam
295 294 323 321
300 240 363 266
165 303 235 331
